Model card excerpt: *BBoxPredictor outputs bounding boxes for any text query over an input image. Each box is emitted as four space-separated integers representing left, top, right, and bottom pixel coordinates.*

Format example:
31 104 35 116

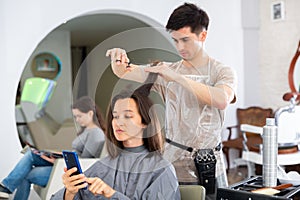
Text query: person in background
50 81 180 200
106 2 237 199
0 96 106 200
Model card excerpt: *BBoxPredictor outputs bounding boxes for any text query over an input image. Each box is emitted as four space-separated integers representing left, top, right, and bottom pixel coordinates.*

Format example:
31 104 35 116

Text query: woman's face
72 108 93 128
112 98 146 147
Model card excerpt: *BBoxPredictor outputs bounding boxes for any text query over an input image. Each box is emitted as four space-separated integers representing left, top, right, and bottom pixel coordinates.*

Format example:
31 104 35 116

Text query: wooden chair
222 106 273 169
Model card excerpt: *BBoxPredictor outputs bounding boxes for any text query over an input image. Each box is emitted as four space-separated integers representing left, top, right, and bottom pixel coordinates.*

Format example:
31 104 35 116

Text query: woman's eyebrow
124 109 134 113
113 109 134 113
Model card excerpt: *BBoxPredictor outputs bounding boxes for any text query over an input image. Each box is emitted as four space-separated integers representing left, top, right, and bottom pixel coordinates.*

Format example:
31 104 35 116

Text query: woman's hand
62 167 88 199
86 177 116 198
40 154 56 163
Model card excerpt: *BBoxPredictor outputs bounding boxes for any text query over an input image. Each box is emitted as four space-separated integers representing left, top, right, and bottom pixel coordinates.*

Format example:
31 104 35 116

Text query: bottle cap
266 118 275 126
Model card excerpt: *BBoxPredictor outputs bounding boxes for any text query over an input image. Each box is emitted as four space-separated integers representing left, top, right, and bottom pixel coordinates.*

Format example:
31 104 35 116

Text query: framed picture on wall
271 1 285 21
31 52 61 80
37 59 55 71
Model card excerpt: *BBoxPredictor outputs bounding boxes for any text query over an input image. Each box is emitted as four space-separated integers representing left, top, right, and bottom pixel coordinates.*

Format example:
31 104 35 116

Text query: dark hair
72 96 106 135
106 72 163 158
166 2 209 34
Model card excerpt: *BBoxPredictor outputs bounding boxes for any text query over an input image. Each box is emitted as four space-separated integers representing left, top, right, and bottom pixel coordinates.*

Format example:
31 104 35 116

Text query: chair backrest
237 106 273 137
179 185 206 200
277 105 300 143
21 77 56 122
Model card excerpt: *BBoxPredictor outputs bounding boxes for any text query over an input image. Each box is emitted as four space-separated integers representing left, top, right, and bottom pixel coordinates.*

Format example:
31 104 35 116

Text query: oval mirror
15 12 180 150
288 40 300 92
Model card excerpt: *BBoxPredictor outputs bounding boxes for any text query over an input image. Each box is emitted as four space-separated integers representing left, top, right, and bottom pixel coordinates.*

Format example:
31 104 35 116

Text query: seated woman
0 96 106 200
50 84 180 199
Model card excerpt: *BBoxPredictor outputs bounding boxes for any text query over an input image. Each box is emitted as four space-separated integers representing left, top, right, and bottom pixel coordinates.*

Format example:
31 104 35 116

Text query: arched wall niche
17 9 178 150
2 3 184 180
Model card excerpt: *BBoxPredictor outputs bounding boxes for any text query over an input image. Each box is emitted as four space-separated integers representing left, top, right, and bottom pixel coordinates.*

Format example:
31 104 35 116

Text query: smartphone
62 150 87 189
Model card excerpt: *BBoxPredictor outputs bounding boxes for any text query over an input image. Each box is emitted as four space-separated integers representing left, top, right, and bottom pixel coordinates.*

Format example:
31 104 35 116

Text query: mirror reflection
15 12 180 150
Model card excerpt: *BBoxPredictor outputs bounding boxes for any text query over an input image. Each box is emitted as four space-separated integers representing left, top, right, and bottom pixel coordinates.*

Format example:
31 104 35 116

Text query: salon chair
16 77 56 147
222 106 273 169
15 77 76 150
242 94 300 177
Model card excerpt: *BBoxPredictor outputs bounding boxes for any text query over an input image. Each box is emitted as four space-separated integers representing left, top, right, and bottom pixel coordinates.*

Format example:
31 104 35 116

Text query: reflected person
0 96 106 200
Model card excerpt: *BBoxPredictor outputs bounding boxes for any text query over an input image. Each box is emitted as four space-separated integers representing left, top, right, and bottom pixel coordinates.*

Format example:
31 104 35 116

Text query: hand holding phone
62 150 87 189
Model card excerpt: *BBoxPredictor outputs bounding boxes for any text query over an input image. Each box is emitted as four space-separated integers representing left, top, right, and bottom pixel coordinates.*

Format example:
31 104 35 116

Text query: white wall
0 0 244 178
242 0 261 106
260 0 300 110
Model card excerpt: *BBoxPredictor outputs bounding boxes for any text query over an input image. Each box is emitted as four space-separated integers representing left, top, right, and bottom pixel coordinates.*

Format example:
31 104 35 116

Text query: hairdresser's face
72 109 93 128
112 98 146 147
170 26 206 61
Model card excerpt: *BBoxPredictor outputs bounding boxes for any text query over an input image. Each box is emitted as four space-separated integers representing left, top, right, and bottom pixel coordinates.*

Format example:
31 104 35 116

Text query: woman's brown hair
106 71 163 158
72 96 106 135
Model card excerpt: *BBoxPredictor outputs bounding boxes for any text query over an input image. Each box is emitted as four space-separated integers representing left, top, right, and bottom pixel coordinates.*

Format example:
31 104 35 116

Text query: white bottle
262 118 278 187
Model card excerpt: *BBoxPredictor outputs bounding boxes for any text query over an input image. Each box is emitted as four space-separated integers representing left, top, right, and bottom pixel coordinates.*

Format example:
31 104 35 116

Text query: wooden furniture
222 106 273 169
242 105 300 176
238 40 300 175
283 40 300 106
288 40 300 93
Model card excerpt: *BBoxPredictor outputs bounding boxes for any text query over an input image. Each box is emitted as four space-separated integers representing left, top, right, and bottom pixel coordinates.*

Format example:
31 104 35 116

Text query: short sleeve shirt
152 58 237 177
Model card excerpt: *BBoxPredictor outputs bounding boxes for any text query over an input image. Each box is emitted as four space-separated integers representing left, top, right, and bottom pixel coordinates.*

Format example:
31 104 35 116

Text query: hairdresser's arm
145 63 235 110
106 48 148 83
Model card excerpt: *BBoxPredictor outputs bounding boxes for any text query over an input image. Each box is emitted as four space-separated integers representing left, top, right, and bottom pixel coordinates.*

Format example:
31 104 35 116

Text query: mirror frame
288 40 300 92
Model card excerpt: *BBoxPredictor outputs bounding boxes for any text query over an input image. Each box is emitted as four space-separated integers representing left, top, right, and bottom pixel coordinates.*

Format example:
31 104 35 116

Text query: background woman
0 96 106 200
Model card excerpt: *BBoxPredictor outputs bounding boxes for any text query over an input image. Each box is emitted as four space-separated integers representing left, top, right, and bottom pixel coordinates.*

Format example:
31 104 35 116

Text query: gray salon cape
72 127 105 158
51 146 180 200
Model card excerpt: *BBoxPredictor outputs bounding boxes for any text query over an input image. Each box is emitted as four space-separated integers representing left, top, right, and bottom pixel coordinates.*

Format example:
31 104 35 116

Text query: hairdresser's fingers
110 48 125 61
144 63 166 73
145 63 178 82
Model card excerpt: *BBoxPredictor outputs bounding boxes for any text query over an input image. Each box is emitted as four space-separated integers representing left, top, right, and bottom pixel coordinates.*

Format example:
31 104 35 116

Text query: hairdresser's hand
62 167 87 199
106 48 136 77
145 62 179 82
86 177 116 198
